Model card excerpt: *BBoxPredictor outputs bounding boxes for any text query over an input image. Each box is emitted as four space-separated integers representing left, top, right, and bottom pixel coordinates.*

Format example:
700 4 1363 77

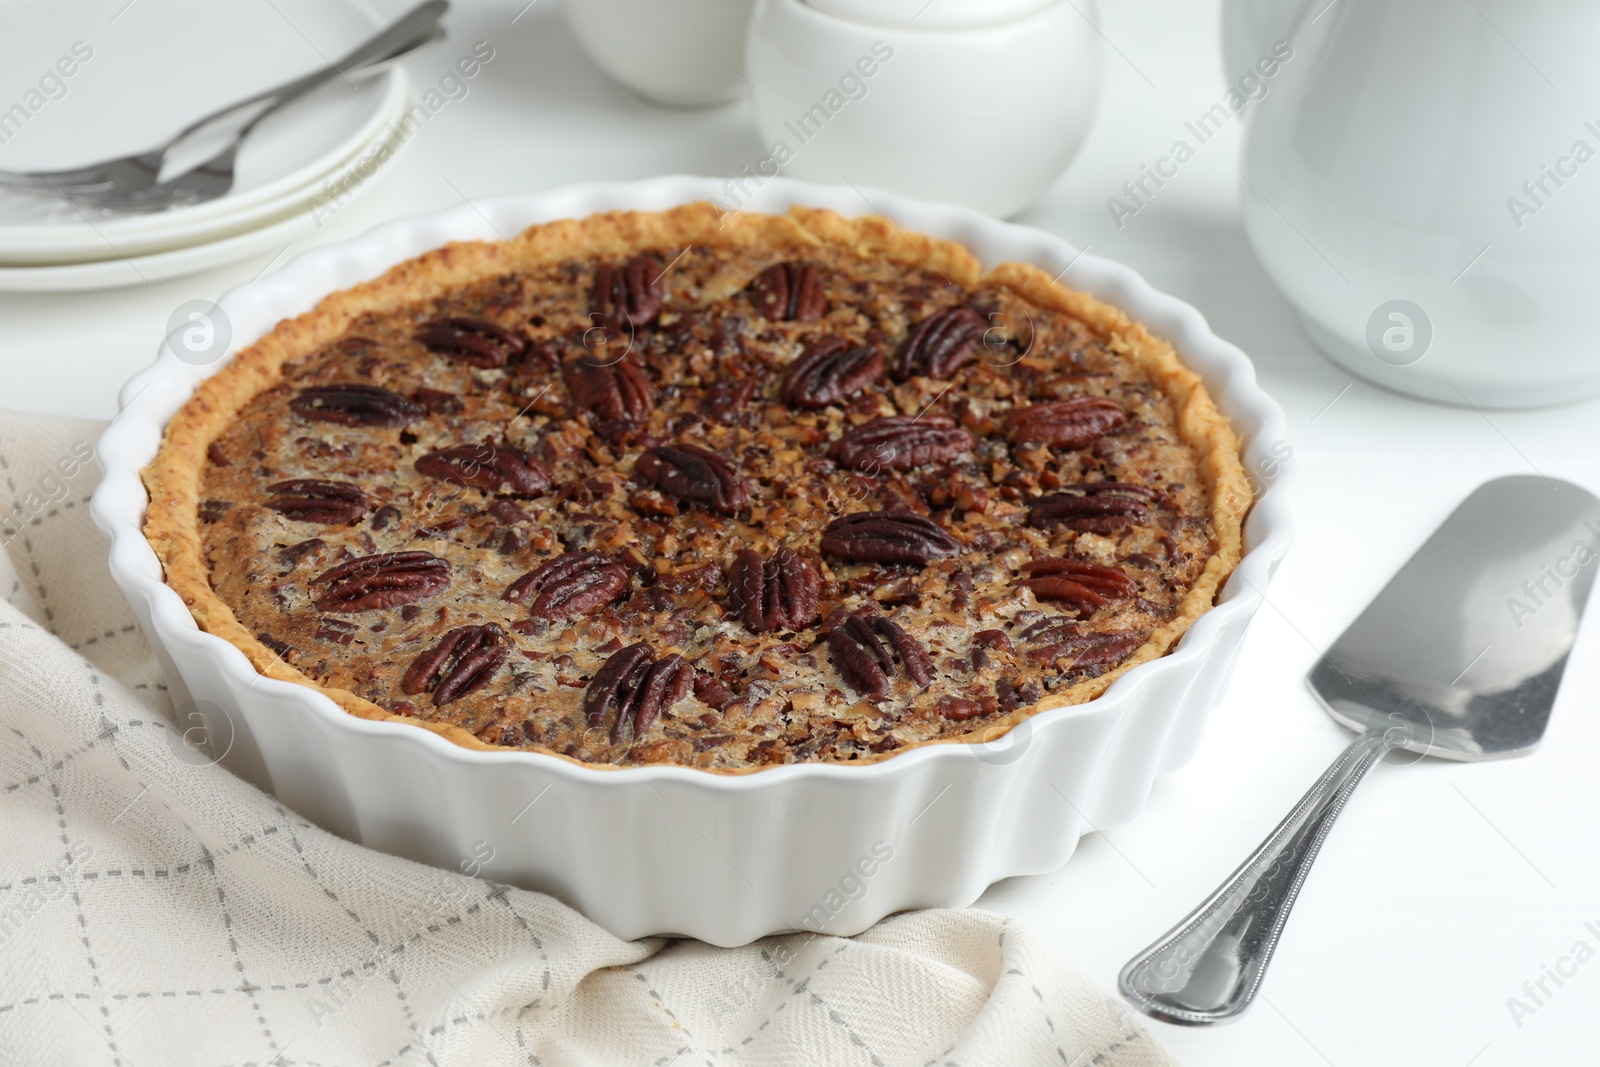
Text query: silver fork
61 25 443 214
0 0 447 213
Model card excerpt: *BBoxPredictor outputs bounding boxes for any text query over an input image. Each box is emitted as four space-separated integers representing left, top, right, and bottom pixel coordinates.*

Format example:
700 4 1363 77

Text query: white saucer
0 0 411 266
0 111 411 292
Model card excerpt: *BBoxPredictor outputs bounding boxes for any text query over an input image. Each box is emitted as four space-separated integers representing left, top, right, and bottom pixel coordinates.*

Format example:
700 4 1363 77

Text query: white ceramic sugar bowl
742 0 1102 218
563 0 755 107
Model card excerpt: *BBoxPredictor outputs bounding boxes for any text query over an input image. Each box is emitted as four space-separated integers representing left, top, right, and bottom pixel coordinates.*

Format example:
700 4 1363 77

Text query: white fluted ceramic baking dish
92 176 1293 946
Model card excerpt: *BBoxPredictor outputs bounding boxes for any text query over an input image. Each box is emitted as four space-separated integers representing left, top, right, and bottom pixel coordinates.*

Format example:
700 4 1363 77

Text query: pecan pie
143 204 1249 772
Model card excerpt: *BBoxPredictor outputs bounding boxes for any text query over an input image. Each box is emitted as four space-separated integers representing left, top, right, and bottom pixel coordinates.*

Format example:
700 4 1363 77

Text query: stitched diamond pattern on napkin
0 411 1177 1067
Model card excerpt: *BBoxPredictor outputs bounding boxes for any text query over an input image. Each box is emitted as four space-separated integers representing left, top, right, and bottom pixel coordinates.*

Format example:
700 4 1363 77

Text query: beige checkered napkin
0 410 1177 1067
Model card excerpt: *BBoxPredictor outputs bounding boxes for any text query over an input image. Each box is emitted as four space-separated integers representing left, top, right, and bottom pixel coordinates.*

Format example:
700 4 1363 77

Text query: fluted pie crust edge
142 203 1250 773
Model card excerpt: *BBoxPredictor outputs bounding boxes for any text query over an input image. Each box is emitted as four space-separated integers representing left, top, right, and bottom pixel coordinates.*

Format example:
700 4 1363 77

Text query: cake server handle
1117 727 1393 1025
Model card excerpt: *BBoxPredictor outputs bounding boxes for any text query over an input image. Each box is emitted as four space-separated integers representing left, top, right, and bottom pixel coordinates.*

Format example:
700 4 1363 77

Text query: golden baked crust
143 204 1249 773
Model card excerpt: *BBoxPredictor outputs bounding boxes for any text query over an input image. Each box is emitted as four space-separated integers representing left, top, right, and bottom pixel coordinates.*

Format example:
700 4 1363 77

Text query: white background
3 1 1598 1064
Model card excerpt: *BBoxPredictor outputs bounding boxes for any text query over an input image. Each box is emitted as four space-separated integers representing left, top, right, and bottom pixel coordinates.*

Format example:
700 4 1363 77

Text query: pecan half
892 307 985 381
564 355 655 438
505 550 630 620
414 441 551 497
290 384 424 427
1082 481 1167 504
413 387 463 415
263 480 370 525
828 415 974 472
821 511 961 565
996 677 1043 712
1026 485 1154 533
312 551 451 612
970 628 1014 671
701 378 757 425
278 538 325 567
827 612 933 698
1005 398 1128 449
693 673 735 711
583 643 692 744
1018 617 1145 669
748 261 826 322
937 695 984 721
780 336 883 409
728 547 819 634
634 444 750 515
415 316 526 368
489 499 531 525
590 253 665 335
401 623 509 706
1020 558 1137 614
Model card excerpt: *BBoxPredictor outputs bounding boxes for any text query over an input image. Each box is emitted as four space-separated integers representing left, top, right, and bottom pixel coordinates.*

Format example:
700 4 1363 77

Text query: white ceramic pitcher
1241 0 1600 407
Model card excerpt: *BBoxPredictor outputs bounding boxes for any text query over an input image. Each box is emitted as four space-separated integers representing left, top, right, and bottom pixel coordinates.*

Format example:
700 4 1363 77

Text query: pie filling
185 217 1235 769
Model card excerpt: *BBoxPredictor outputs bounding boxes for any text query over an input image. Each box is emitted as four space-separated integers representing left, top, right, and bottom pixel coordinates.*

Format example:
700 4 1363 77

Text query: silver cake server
1119 475 1600 1025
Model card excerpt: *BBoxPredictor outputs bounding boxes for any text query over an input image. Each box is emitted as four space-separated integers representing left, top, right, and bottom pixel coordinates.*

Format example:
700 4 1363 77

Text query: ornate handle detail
1119 728 1394 1024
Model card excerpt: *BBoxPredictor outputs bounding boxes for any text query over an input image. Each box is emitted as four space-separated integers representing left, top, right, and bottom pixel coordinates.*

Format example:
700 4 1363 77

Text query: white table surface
5 2 1599 1064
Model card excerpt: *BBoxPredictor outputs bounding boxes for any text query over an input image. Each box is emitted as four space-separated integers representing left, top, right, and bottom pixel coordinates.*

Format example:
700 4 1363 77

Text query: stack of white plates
0 0 414 292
